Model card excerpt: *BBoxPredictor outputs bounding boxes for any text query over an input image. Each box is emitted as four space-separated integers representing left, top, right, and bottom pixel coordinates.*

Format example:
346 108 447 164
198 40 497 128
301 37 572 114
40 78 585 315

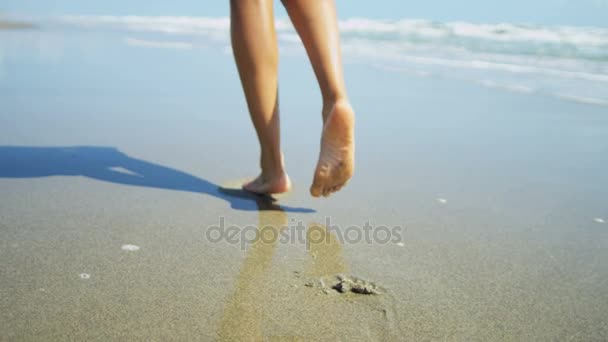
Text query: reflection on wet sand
217 197 289 341
217 199 353 341
306 223 348 278
216 188 396 340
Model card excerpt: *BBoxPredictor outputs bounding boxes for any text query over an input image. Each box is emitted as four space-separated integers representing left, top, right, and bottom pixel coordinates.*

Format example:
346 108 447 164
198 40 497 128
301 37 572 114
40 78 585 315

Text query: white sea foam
125 37 193 50
46 15 608 106
478 80 535 94
338 18 608 46
553 94 608 106
60 15 231 35
55 16 608 55
347 42 608 83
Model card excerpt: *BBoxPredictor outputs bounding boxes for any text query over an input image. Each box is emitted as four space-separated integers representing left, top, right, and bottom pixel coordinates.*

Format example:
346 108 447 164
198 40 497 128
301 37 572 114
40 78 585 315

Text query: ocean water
29 14 608 107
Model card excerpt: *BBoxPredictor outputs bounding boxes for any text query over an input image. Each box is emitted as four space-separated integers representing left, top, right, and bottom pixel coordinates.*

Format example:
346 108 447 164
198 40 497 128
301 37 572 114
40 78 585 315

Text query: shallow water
1 22 608 340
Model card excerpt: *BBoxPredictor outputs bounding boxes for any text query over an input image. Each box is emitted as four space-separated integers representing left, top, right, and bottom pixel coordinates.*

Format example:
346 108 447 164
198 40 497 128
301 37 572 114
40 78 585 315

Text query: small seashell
121 244 140 252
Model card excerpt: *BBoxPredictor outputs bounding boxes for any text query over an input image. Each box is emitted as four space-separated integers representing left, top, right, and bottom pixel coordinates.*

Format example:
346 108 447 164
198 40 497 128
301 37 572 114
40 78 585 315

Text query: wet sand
1 25 608 340
0 20 35 30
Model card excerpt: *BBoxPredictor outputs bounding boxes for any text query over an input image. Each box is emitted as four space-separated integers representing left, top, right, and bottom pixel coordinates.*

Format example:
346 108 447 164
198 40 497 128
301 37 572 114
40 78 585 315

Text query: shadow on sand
0 146 314 213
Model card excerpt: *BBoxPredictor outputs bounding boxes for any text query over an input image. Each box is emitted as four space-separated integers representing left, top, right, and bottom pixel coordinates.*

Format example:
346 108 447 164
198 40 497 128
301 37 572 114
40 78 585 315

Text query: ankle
322 97 351 121
261 166 286 180
260 151 285 178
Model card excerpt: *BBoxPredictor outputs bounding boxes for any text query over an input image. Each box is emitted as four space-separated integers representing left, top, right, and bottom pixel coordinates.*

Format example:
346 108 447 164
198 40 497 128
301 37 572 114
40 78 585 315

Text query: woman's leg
231 0 290 194
282 0 355 197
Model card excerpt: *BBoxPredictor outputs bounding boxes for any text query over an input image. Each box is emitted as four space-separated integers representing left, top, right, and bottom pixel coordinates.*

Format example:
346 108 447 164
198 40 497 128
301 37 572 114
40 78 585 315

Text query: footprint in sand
302 223 383 295
298 223 399 339
216 189 399 340
305 274 382 295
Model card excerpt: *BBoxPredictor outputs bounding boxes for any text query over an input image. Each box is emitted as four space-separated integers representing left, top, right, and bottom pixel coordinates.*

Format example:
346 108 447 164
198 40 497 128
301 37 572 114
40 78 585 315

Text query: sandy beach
1 17 608 341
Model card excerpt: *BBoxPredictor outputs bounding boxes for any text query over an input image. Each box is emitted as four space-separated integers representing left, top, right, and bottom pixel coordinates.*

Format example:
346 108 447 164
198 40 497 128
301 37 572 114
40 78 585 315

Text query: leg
231 0 290 194
282 0 355 197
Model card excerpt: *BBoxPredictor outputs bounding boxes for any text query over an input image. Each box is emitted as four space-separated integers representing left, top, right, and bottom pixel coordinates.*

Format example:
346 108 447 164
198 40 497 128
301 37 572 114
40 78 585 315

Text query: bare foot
311 99 355 197
243 172 291 195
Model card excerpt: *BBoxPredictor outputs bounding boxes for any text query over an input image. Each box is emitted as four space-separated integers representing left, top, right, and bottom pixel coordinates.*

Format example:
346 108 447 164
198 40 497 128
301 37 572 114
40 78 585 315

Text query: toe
310 184 323 197
244 185 261 194
322 188 331 197
311 163 330 197
243 178 265 194
326 183 342 194
242 181 254 192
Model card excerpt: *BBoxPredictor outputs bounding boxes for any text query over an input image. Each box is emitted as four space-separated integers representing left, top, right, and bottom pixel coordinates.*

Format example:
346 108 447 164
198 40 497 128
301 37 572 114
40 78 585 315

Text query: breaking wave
45 15 608 106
